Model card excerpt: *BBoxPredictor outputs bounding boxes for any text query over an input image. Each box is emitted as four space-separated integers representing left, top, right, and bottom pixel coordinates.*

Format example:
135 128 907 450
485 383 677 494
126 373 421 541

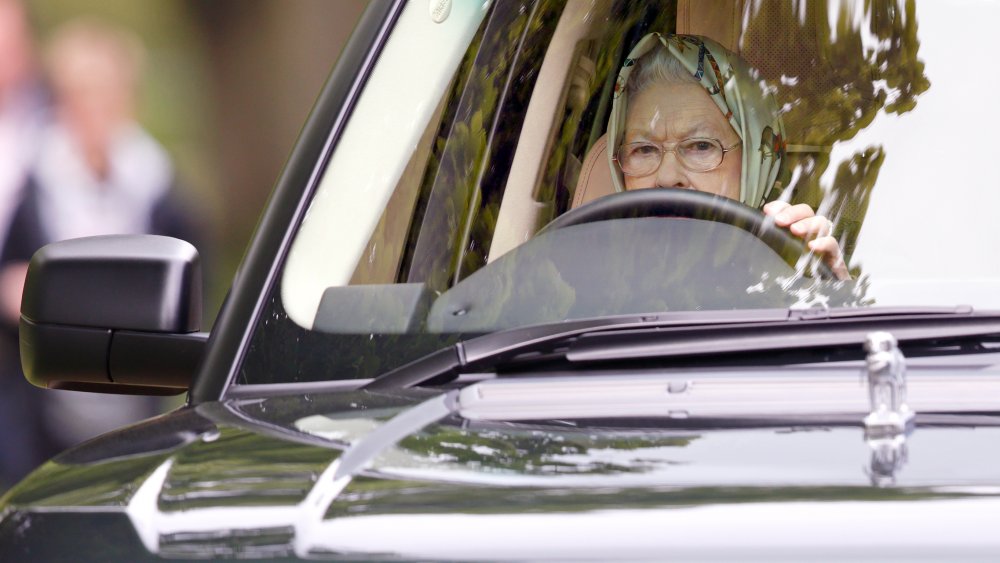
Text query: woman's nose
654 151 691 189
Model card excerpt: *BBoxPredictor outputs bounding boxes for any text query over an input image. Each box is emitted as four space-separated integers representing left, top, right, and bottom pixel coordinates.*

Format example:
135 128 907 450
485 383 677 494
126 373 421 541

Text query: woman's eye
687 140 715 152
628 144 659 157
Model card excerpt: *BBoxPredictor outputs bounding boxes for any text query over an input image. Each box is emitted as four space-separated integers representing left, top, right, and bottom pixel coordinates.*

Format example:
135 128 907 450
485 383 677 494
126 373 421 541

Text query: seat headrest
571 133 616 209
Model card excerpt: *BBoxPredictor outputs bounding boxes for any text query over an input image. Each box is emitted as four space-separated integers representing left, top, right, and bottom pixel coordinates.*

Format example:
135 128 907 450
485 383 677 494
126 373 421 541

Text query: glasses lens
677 138 724 172
618 142 661 176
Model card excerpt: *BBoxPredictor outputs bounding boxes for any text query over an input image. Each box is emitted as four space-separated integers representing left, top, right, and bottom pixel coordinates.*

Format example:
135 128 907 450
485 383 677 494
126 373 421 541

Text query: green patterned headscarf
608 33 786 208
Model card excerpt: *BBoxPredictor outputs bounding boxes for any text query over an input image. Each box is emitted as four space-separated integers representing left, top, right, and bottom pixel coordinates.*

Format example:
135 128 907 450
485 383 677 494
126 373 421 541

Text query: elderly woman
606 33 848 279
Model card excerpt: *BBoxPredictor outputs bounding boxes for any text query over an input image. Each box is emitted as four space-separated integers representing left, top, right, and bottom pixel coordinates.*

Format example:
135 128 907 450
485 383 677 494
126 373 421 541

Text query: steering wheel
541 188 835 279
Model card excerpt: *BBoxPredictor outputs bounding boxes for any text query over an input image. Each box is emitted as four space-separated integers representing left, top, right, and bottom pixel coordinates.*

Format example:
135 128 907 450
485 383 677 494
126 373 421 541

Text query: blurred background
0 0 367 489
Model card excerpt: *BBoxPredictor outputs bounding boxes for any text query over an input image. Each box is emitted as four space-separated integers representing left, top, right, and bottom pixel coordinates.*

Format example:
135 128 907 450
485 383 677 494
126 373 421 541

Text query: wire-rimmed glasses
615 138 741 176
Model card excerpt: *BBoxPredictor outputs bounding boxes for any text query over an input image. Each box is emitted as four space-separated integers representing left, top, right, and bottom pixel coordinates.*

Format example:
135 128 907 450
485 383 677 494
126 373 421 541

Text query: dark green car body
5 382 1000 561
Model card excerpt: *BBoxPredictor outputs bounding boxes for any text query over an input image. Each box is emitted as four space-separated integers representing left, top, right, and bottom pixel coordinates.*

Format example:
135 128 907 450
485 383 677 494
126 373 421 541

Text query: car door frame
190 0 404 404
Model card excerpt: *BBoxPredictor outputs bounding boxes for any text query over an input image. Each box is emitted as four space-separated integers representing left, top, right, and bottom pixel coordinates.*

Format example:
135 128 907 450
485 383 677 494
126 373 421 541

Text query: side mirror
19 235 208 394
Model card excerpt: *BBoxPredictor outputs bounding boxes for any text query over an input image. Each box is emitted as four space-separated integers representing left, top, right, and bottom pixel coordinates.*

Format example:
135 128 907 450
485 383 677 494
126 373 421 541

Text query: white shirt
32 121 173 242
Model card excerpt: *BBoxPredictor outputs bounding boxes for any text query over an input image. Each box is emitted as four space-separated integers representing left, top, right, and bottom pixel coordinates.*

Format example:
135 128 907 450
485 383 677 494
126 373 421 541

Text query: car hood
4 387 1000 560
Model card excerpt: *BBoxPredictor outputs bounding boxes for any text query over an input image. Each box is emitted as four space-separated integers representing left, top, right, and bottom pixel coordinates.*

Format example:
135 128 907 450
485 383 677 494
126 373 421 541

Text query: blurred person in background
0 0 45 220
0 0 50 489
0 18 205 463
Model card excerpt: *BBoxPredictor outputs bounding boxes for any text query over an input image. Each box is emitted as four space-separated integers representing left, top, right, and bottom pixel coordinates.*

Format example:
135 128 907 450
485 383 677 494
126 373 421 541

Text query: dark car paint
3 382 1000 560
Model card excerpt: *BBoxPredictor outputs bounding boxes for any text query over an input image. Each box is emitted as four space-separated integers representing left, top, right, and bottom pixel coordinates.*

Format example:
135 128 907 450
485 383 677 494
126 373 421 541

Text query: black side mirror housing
19 235 208 394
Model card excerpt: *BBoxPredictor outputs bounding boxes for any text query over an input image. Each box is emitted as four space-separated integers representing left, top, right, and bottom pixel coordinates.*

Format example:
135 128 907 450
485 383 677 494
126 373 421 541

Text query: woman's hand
762 201 850 280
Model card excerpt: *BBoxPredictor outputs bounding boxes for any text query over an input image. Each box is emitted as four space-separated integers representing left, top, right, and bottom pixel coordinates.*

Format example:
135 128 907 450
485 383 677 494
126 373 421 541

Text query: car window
238 0 999 385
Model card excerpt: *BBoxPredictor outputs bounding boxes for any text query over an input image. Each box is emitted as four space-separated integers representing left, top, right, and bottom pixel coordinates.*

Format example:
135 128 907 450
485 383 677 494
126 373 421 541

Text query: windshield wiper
364 306 999 390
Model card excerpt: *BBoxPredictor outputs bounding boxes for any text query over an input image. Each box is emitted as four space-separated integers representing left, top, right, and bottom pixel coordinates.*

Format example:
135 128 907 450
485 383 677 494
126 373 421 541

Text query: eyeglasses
614 138 741 176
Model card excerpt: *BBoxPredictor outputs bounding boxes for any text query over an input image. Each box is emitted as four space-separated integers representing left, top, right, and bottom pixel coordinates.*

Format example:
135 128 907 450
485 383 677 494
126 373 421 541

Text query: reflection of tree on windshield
537 1 676 216
400 0 563 291
742 0 929 271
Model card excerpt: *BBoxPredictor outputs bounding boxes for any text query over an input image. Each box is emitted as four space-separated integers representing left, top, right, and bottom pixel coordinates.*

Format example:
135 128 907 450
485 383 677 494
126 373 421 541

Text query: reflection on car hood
4 388 1000 560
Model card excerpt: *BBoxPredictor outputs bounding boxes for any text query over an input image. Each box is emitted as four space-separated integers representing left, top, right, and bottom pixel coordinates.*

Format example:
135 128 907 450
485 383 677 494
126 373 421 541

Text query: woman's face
622 81 742 199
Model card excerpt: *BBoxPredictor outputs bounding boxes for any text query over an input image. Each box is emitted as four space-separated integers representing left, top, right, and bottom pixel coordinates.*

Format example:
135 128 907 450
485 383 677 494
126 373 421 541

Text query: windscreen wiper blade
364 306 995 390
568 310 997 362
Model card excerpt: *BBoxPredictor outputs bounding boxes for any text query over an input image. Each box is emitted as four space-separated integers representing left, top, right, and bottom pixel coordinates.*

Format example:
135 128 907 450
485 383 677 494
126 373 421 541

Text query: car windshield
238 0 998 385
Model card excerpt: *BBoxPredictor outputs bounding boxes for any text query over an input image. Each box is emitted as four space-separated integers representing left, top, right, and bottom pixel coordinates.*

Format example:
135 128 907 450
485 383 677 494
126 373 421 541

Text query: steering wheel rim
542 188 835 279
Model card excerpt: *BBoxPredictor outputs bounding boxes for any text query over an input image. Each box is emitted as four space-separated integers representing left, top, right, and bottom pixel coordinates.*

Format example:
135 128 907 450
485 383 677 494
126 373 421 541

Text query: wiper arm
365 309 793 390
364 306 994 390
